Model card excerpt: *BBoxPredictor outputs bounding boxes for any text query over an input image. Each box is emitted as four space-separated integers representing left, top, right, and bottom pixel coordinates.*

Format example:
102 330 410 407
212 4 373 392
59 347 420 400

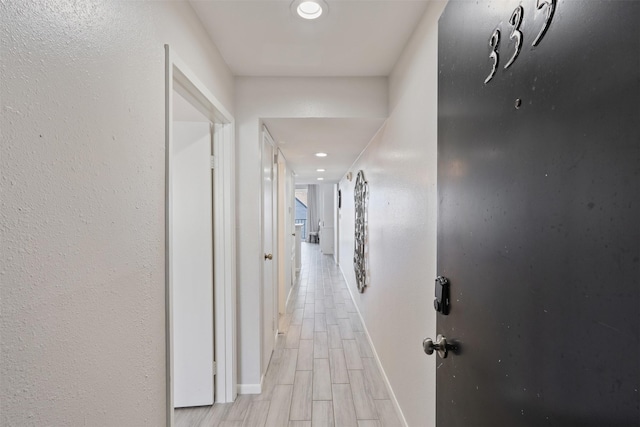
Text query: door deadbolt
434 276 450 315
264 253 273 260
423 334 449 359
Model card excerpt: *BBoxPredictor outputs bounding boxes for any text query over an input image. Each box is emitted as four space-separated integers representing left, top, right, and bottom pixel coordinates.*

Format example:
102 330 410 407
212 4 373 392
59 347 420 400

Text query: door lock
434 276 450 315
423 334 450 359
264 253 273 260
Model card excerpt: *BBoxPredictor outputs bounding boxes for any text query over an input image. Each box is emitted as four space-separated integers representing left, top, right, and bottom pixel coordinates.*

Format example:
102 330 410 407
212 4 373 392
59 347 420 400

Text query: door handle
264 253 273 260
423 334 450 359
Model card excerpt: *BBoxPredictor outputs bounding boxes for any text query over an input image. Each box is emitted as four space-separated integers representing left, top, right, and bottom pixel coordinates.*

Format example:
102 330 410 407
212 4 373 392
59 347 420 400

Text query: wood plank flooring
176 243 402 427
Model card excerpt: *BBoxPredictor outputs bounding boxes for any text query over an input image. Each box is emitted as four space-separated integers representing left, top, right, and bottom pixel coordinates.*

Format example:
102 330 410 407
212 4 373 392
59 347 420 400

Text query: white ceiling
188 0 429 184
189 0 430 77
263 118 385 183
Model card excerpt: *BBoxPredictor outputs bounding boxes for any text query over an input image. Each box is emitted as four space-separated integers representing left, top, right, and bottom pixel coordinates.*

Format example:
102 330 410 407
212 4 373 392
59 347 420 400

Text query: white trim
164 44 175 427
276 150 286 315
165 45 237 427
237 383 263 394
217 120 238 404
338 263 409 427
284 281 295 309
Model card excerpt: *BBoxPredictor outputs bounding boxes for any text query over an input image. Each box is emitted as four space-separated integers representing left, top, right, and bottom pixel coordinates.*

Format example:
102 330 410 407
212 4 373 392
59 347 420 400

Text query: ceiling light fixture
291 0 327 20
317 168 325 172
317 177 324 181
315 152 328 157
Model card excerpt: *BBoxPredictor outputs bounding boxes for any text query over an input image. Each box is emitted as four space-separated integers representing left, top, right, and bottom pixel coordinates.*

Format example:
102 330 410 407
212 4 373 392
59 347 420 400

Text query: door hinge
210 155 216 169
212 361 217 375
274 153 278 164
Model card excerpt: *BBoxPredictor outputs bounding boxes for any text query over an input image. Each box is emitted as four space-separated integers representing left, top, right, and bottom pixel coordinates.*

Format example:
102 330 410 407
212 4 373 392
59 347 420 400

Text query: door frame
165 45 237 426
277 149 288 315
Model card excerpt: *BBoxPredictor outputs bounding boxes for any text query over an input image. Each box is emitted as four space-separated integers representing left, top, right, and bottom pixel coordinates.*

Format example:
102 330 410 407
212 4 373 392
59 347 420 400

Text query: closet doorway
165 45 236 426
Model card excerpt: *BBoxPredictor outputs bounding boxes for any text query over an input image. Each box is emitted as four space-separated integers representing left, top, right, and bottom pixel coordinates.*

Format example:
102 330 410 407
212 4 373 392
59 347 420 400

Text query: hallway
176 243 402 427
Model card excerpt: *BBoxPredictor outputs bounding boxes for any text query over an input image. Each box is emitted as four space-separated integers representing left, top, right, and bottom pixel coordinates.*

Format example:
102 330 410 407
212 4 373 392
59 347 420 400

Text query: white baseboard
237 383 261 394
285 283 295 309
339 264 409 427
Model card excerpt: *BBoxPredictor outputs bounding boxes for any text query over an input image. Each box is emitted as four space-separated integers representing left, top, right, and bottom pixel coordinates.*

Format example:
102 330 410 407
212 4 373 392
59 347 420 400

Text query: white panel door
261 131 276 373
172 122 214 408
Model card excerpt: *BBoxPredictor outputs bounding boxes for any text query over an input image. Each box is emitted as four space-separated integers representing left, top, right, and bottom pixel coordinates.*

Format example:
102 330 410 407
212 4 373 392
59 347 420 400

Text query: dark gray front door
436 1 639 426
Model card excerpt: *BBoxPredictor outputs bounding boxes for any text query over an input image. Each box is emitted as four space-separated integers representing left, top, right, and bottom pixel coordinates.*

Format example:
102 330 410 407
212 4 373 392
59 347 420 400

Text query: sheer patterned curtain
306 185 319 242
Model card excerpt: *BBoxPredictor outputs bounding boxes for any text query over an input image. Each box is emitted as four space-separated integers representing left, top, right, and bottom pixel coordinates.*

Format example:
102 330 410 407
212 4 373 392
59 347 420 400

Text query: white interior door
172 121 214 408
261 130 276 372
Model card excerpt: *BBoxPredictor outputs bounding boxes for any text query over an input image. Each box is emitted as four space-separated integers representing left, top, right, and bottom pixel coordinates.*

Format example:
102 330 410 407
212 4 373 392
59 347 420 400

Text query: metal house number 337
484 0 556 84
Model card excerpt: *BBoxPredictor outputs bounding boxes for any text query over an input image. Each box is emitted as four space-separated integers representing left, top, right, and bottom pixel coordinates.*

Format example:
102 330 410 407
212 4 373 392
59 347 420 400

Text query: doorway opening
165 45 236 426
171 91 214 409
294 187 309 241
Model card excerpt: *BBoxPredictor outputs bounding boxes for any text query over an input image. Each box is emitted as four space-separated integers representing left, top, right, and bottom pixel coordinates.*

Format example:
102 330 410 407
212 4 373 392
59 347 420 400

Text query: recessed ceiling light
317 177 324 181
315 152 327 157
292 0 327 20
316 168 325 172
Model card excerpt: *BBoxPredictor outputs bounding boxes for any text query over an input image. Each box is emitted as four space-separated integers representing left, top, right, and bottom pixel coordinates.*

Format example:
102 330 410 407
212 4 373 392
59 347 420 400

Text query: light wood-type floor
175 242 403 427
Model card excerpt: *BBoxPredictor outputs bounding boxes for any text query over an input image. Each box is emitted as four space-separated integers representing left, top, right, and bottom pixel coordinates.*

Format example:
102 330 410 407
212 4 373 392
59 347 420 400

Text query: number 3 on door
484 29 501 84
504 5 523 69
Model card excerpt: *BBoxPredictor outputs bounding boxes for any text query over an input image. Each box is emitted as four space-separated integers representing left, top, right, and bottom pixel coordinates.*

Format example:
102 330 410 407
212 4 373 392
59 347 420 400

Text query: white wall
338 2 447 426
0 2 234 425
235 77 388 389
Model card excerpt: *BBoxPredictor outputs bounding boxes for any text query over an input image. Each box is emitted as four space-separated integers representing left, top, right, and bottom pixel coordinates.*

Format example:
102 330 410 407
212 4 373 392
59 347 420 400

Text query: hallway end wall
338 2 447 426
0 2 234 425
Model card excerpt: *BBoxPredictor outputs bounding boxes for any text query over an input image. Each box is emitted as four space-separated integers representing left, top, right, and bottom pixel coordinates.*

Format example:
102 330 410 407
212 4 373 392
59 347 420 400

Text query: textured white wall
338 2 447 426
235 77 387 388
0 1 233 425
